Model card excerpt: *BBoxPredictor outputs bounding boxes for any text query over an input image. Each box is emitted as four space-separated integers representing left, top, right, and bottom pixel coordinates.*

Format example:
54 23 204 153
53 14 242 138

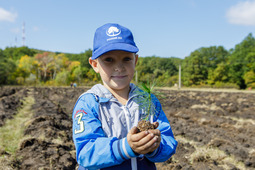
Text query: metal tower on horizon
22 22 26 46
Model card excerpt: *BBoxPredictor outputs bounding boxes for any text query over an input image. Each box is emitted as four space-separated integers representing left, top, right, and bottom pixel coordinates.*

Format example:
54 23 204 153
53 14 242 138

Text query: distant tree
66 49 92 69
81 49 92 68
18 55 34 77
246 52 255 72
68 61 81 72
0 58 17 85
207 63 230 84
136 56 178 84
51 53 70 80
0 49 4 58
35 52 54 82
55 70 69 85
169 57 182 69
243 70 255 88
182 46 229 86
3 46 36 60
86 68 100 84
228 33 255 89
72 66 82 84
3 47 15 58
182 53 205 86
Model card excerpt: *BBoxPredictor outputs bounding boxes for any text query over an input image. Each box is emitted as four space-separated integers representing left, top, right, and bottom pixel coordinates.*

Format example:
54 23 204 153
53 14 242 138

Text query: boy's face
89 50 138 92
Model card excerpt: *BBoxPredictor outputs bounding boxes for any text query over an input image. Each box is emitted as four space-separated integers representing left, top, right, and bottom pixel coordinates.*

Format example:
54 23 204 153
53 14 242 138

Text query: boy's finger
153 122 159 128
136 135 159 151
135 132 157 147
148 129 161 137
148 141 160 153
128 127 149 142
129 126 138 135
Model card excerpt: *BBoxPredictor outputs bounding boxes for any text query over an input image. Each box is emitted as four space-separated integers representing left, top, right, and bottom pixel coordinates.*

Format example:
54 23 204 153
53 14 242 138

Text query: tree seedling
136 82 159 132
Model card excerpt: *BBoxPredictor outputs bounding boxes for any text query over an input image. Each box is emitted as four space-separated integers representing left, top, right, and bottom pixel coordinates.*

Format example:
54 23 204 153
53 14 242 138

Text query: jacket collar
87 83 140 103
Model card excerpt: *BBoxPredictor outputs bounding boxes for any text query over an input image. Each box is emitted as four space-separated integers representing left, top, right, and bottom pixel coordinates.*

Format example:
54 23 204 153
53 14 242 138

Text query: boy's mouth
111 75 127 79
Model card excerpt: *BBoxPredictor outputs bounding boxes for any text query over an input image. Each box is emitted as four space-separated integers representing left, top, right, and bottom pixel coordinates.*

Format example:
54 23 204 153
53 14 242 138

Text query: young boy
72 23 177 170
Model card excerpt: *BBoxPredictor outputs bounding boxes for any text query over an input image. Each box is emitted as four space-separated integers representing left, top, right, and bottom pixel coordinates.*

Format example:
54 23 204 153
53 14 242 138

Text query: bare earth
0 86 254 170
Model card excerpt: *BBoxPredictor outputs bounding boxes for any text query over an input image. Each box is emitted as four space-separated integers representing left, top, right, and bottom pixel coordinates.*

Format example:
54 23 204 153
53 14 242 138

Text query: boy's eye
104 58 113 62
124 57 132 61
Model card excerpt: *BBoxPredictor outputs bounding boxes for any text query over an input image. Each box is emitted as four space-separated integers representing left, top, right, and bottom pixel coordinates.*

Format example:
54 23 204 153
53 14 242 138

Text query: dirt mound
158 90 255 169
0 87 29 126
16 137 75 170
12 87 89 169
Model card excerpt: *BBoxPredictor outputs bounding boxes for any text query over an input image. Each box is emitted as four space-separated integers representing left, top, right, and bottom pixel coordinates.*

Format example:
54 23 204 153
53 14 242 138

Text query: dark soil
137 119 155 132
0 87 255 170
157 89 255 170
0 86 29 126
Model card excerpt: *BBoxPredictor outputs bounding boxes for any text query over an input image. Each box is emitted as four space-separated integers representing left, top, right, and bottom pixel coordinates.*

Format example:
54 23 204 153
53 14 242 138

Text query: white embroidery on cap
106 26 121 36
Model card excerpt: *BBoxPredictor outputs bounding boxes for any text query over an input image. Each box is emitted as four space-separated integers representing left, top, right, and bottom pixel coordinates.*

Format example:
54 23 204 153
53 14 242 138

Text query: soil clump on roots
137 120 156 132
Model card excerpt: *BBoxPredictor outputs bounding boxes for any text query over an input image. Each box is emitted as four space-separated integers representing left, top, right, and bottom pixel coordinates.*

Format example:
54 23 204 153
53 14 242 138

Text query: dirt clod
137 120 155 132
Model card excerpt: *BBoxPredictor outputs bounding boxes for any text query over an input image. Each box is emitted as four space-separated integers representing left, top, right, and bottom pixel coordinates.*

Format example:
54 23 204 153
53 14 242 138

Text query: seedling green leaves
135 81 165 132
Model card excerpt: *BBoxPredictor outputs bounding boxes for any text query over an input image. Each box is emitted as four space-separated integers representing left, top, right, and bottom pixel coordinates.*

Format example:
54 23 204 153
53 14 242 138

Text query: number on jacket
75 113 84 134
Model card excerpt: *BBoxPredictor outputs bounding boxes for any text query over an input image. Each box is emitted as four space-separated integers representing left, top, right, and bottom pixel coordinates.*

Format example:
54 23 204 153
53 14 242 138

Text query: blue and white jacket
72 83 177 170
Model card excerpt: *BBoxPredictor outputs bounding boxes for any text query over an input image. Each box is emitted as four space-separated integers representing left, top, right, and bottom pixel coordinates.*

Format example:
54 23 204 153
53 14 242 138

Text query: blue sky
1 0 255 59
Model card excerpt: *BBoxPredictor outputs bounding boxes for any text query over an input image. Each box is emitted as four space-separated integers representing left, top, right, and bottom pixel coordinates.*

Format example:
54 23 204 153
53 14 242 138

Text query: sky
1 0 255 59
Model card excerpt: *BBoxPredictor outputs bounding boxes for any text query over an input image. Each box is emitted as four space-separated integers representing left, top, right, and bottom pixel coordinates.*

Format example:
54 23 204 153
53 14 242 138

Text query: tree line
0 33 255 89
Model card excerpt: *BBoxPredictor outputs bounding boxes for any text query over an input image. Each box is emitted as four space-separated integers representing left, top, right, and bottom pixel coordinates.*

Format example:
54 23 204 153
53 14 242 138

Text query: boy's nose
114 63 125 71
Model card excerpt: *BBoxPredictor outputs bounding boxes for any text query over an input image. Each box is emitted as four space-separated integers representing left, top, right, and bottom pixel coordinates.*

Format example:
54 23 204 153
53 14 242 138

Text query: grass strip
0 95 34 168
175 135 246 169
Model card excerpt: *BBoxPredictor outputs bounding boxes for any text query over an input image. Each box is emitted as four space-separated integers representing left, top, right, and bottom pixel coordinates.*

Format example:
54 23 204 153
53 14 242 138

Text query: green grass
0 95 34 155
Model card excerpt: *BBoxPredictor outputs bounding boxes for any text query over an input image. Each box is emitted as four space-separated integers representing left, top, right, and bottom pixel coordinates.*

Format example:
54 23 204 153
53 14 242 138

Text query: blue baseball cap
91 23 139 60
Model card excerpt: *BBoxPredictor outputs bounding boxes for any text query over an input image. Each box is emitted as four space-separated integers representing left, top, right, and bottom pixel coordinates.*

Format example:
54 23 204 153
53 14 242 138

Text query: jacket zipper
122 106 137 170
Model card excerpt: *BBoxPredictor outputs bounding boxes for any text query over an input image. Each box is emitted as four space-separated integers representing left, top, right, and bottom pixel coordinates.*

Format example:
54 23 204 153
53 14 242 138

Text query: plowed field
0 86 254 170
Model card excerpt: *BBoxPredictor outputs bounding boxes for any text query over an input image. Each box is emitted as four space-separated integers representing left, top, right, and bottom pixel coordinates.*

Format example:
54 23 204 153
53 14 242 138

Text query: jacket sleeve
145 95 178 162
72 93 138 169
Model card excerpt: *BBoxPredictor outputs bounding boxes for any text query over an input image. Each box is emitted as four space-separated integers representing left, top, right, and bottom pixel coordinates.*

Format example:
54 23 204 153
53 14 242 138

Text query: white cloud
226 0 255 26
0 7 17 22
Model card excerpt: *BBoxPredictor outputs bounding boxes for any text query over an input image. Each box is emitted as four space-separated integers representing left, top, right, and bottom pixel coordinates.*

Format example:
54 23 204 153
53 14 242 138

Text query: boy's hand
127 122 161 155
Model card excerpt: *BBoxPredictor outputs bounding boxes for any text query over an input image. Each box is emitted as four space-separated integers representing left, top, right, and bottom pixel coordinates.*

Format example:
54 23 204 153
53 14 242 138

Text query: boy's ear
89 57 99 73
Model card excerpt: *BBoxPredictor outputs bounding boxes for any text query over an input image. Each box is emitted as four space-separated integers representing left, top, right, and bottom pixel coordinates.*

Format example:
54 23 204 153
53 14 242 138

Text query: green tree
17 55 34 80
3 46 36 60
55 70 70 85
243 71 255 88
228 33 255 89
0 58 17 85
208 63 229 84
66 49 92 69
136 56 178 84
35 52 54 82
72 66 82 84
51 53 70 80
182 46 229 86
0 49 4 58
86 68 100 84
246 52 255 72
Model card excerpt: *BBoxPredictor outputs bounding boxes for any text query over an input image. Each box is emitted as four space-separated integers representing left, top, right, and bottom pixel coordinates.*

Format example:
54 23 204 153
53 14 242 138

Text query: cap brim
92 43 139 60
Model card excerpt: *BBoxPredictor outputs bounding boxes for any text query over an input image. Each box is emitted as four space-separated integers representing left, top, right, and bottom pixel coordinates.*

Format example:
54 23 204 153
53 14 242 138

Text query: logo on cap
106 26 121 36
